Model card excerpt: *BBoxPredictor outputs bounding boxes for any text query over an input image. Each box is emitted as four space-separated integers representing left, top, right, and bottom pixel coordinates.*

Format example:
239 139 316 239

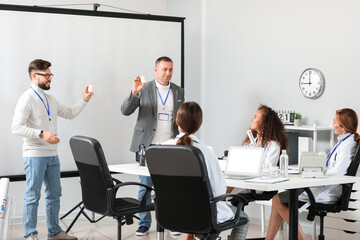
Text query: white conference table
109 163 360 240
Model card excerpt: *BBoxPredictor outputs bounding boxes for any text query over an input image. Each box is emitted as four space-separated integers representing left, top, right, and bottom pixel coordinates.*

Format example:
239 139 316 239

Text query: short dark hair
155 56 173 67
28 59 51 79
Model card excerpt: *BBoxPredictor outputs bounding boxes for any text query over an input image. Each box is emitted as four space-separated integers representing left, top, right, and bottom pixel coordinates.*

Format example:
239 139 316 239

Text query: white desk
109 163 360 240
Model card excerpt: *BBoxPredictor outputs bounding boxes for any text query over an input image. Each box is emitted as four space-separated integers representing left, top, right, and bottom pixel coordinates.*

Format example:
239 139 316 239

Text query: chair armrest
108 181 154 208
112 177 122 185
302 187 318 207
111 181 154 191
224 194 249 219
211 193 248 232
212 193 248 205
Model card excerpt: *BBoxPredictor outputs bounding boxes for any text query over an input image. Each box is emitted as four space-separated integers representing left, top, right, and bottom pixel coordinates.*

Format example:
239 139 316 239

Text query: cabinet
285 125 334 152
324 182 360 239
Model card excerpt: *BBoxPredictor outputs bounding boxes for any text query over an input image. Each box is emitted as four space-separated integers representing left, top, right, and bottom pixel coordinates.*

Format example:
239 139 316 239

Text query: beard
38 82 50 90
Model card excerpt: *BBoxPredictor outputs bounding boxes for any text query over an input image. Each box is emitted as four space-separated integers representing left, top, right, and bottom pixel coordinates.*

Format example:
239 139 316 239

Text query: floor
8 214 314 240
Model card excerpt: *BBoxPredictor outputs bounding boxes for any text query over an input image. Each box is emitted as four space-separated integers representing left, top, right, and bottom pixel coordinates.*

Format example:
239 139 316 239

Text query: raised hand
131 76 145 97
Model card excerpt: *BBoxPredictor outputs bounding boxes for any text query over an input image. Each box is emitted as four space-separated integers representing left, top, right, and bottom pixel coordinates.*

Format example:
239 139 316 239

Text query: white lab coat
299 132 357 204
162 133 234 223
262 140 281 170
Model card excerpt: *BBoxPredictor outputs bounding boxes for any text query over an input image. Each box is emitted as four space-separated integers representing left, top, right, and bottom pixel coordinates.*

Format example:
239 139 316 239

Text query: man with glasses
12 59 94 240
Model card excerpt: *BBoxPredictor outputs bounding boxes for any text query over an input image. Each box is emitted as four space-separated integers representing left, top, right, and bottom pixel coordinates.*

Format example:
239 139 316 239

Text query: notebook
224 146 265 180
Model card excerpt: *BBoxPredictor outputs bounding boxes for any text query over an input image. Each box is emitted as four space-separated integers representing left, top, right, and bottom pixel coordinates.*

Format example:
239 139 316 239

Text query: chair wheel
125 217 134 225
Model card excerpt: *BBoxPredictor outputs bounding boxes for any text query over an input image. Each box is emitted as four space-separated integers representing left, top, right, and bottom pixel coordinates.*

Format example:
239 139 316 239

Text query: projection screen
0 4 184 180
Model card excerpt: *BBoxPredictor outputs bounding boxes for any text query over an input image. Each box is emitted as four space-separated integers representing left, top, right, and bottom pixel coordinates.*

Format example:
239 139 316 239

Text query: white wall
168 0 360 154
166 0 360 232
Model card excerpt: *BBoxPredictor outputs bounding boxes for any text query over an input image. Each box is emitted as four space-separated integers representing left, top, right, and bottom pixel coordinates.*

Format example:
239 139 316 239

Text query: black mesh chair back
146 145 248 239
70 135 114 215
146 145 213 233
346 140 360 176
336 139 360 212
69 135 154 240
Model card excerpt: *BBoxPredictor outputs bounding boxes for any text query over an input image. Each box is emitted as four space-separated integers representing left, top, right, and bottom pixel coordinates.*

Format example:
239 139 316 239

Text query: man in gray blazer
121 56 184 236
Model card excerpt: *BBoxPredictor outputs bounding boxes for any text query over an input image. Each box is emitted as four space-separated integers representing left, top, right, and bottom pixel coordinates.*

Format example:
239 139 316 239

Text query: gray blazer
121 80 185 152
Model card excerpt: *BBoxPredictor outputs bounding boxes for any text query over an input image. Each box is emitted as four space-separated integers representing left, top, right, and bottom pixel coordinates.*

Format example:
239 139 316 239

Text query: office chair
69 135 155 240
145 145 249 240
303 140 360 240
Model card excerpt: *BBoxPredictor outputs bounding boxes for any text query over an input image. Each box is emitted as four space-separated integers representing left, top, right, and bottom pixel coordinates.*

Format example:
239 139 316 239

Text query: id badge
158 113 170 121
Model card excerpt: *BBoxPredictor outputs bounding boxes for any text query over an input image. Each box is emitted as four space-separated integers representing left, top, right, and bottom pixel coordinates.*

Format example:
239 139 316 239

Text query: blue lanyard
156 87 171 107
326 133 353 166
31 87 51 122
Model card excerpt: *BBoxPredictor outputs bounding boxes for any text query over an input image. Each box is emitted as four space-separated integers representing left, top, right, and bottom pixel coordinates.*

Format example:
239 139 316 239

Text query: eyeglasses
35 73 54 79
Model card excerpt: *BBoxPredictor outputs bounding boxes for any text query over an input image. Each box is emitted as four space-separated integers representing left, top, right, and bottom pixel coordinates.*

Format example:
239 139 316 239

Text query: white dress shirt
163 133 234 223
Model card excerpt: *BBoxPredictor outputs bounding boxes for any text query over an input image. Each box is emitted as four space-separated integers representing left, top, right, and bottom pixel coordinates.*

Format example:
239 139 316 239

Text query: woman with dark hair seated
229 105 288 195
163 101 250 240
265 108 360 240
243 105 288 170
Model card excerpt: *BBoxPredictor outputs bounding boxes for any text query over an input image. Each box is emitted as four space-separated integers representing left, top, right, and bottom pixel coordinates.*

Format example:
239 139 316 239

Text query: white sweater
12 84 87 157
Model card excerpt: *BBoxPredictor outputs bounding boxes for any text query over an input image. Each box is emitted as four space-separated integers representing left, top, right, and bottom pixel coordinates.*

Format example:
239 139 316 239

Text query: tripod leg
65 205 85 233
60 201 83 220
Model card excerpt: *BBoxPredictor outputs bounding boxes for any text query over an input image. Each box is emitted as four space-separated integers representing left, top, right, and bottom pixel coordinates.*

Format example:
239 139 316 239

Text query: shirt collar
337 132 352 141
155 79 170 90
175 132 200 143
31 83 44 94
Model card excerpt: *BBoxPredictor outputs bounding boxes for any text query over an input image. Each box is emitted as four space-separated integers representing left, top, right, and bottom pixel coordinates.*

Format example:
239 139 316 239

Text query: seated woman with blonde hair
265 108 360 240
163 101 250 240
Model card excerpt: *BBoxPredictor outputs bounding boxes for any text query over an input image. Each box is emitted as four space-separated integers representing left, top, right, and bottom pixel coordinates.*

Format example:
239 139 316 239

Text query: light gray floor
8 213 314 240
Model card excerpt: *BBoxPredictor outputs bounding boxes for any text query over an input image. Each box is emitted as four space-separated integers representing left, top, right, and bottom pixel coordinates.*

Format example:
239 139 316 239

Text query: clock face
299 68 325 99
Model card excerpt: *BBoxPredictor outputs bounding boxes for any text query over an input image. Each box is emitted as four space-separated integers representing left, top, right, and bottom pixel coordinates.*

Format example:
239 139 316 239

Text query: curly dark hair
243 105 288 150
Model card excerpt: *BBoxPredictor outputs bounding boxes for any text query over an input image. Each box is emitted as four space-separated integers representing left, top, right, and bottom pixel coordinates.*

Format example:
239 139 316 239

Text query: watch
299 68 325 99
39 130 43 139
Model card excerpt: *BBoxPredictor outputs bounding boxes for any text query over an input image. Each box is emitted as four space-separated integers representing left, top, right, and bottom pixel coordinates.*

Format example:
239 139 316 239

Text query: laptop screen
225 146 264 176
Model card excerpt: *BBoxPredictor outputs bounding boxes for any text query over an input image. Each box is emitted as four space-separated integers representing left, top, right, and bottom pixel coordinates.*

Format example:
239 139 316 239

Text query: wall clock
299 68 325 99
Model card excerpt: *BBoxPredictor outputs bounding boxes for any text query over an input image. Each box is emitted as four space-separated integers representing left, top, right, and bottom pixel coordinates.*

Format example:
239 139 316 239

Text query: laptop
224 146 265 180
